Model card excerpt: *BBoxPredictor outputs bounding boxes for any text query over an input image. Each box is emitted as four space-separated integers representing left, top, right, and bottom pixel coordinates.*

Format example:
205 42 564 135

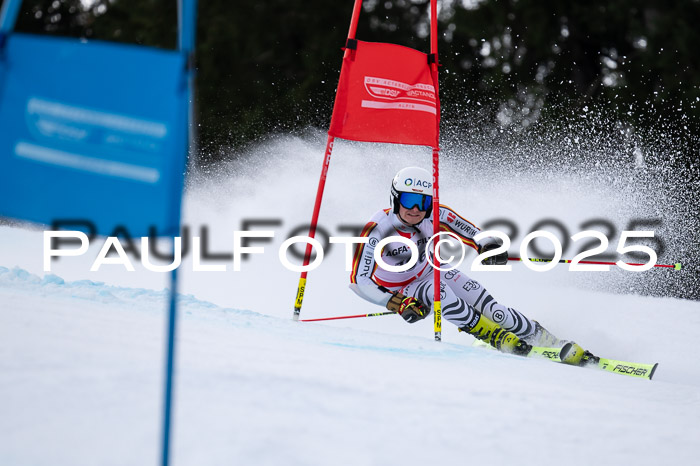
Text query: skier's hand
386 292 429 323
479 240 508 265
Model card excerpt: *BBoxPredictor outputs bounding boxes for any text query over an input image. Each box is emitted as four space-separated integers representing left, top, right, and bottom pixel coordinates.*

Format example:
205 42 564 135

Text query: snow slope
1 132 699 465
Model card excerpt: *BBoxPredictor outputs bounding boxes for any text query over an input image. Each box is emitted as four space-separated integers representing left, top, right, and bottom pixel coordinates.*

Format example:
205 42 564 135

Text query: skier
349 166 591 365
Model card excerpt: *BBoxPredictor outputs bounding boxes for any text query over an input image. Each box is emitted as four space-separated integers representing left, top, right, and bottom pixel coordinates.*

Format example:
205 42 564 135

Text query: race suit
349 205 536 339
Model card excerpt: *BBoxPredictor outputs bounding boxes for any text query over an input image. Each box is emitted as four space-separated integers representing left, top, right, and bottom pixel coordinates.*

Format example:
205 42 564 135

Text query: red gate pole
429 0 442 341
293 0 364 321
346 0 363 47
293 135 334 321
431 148 442 341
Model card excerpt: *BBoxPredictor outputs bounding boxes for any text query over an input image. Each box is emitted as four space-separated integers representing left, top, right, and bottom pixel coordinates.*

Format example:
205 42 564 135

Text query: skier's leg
401 275 530 355
444 269 563 347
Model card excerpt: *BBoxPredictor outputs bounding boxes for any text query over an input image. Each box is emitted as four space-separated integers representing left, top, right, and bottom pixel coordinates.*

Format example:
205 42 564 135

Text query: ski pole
508 257 682 270
299 311 396 322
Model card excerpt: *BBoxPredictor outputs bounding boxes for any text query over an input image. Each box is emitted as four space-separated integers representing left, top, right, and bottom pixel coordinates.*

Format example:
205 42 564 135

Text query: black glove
386 292 429 323
479 240 508 265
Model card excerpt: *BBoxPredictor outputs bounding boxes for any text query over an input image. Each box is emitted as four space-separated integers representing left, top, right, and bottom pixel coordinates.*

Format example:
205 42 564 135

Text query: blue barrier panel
0 2 198 466
0 33 189 236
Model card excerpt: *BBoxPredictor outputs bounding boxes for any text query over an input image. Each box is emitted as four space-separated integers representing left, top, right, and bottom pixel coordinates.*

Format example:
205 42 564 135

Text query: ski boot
525 320 564 348
461 314 532 356
559 342 585 365
559 342 601 367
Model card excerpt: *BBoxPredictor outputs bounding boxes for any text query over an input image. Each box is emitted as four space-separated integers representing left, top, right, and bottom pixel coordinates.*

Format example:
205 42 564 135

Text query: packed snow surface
1 133 699 465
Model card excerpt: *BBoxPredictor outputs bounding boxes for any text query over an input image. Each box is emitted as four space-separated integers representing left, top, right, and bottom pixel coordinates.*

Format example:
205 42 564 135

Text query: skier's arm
348 228 429 322
438 205 507 264
348 222 393 307
437 204 481 252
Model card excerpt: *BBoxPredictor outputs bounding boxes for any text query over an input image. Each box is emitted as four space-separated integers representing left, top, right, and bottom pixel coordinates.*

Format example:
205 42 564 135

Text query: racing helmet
390 167 433 217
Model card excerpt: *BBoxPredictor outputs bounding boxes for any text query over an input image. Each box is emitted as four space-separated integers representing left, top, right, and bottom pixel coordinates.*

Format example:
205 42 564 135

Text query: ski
529 344 659 380
593 357 658 380
473 340 659 380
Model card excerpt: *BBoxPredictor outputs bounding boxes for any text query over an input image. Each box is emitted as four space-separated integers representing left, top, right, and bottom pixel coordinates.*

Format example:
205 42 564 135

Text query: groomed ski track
1 265 699 466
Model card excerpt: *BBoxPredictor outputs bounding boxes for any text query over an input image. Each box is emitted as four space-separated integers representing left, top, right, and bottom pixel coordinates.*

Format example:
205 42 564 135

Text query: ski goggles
398 192 432 211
